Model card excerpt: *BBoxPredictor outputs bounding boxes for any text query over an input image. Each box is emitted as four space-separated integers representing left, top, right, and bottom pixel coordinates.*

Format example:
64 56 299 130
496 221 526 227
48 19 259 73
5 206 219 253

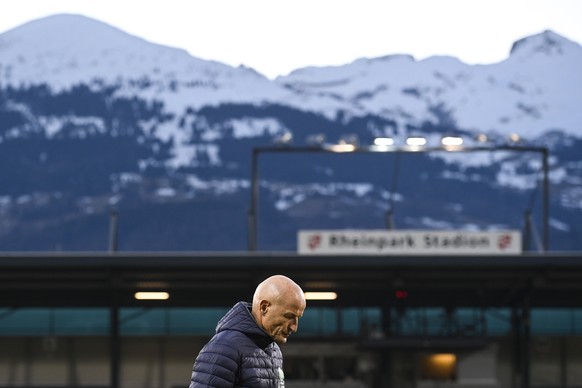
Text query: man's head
252 274 306 344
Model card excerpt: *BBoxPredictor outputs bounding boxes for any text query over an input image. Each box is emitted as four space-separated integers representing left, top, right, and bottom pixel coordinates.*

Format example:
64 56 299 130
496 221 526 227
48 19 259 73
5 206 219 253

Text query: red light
395 290 408 299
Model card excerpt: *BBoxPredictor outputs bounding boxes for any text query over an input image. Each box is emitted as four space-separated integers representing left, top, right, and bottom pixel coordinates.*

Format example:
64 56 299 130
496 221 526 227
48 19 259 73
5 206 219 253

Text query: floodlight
476 133 488 143
134 292 170 300
374 137 395 146
304 292 338 300
441 136 464 146
509 133 521 143
406 136 427 146
273 131 293 146
327 143 356 152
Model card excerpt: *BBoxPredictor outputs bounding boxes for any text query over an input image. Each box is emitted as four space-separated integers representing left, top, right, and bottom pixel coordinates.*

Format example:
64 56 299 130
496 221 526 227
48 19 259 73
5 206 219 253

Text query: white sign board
298 230 522 255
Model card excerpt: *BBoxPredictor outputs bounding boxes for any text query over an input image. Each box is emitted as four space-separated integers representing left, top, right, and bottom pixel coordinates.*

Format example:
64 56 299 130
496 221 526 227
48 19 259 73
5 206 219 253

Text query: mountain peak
509 30 580 58
0 13 238 91
0 13 149 51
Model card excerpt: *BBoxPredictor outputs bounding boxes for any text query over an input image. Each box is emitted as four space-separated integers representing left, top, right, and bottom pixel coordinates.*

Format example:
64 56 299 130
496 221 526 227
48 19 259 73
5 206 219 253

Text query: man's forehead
284 303 305 315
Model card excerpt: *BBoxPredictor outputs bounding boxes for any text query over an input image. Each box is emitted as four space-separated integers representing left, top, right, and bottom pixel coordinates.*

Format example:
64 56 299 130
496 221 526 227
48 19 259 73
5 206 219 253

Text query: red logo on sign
308 234 322 250
498 234 512 250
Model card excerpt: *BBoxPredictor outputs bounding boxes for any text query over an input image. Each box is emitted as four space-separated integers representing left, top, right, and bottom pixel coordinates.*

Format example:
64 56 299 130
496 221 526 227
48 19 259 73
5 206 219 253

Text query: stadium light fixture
304 292 338 300
273 131 293 146
476 133 489 143
371 137 395 152
327 143 357 152
509 133 521 144
134 292 170 300
374 137 395 147
441 136 464 147
406 136 427 147
327 134 359 152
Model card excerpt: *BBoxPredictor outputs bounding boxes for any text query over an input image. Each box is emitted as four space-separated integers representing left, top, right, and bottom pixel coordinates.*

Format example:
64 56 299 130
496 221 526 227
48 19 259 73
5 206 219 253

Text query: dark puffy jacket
189 301 284 388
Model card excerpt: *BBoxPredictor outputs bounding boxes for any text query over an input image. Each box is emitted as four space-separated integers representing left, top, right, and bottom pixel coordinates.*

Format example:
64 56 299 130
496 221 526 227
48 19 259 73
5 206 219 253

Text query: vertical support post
248 148 259 251
159 337 166 388
522 299 531 388
336 308 343 335
522 211 531 252
109 210 118 253
24 338 32 386
513 293 532 388
247 209 255 252
160 309 171 388
381 303 392 337
560 336 567 388
376 351 393 388
387 152 400 230
512 306 521 388
110 304 120 388
67 338 79 386
522 297 531 388
385 209 395 230
542 148 549 252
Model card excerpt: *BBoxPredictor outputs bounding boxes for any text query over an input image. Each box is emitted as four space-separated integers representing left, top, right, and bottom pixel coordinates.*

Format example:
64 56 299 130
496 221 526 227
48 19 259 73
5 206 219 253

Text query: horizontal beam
1 252 581 308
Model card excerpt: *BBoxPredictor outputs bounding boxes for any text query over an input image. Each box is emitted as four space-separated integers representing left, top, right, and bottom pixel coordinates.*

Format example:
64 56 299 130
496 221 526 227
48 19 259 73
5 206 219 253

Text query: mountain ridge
3 14 582 141
0 14 581 252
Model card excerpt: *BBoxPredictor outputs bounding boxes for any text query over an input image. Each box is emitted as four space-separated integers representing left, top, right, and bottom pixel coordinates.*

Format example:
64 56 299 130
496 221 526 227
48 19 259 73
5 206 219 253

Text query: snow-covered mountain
4 14 581 141
277 30 582 140
0 14 581 252
0 14 300 109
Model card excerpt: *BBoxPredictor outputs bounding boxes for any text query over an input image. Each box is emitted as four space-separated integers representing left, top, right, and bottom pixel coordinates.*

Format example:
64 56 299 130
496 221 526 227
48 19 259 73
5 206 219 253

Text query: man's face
262 296 306 344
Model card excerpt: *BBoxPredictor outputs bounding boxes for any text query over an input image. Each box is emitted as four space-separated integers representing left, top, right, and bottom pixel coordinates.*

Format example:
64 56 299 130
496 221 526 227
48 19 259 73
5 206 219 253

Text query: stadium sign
298 230 522 255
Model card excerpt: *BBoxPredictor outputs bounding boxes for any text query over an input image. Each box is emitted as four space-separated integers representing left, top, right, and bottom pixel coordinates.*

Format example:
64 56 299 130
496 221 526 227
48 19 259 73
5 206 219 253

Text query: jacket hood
216 301 274 347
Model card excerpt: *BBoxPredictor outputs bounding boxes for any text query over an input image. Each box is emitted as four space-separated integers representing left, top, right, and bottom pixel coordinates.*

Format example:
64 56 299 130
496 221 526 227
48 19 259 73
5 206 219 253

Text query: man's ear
260 300 269 315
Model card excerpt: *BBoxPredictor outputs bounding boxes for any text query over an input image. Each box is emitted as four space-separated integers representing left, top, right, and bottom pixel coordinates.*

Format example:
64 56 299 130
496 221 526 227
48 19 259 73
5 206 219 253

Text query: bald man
189 275 306 388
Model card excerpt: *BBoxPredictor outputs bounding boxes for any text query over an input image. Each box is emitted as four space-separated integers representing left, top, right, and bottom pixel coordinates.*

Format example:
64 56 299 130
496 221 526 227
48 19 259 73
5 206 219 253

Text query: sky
1 0 581 80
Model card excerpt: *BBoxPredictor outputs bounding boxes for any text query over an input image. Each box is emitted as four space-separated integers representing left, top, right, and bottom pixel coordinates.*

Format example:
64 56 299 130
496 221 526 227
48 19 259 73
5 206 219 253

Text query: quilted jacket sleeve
189 332 240 388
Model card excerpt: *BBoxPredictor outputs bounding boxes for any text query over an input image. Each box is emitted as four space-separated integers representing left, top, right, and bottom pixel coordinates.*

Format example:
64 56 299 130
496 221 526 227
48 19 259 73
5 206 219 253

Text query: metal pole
110 304 120 388
385 209 395 230
247 209 255 252
248 149 259 251
522 211 530 252
512 307 521 388
510 146 549 252
522 296 531 388
109 210 118 253
542 148 549 251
